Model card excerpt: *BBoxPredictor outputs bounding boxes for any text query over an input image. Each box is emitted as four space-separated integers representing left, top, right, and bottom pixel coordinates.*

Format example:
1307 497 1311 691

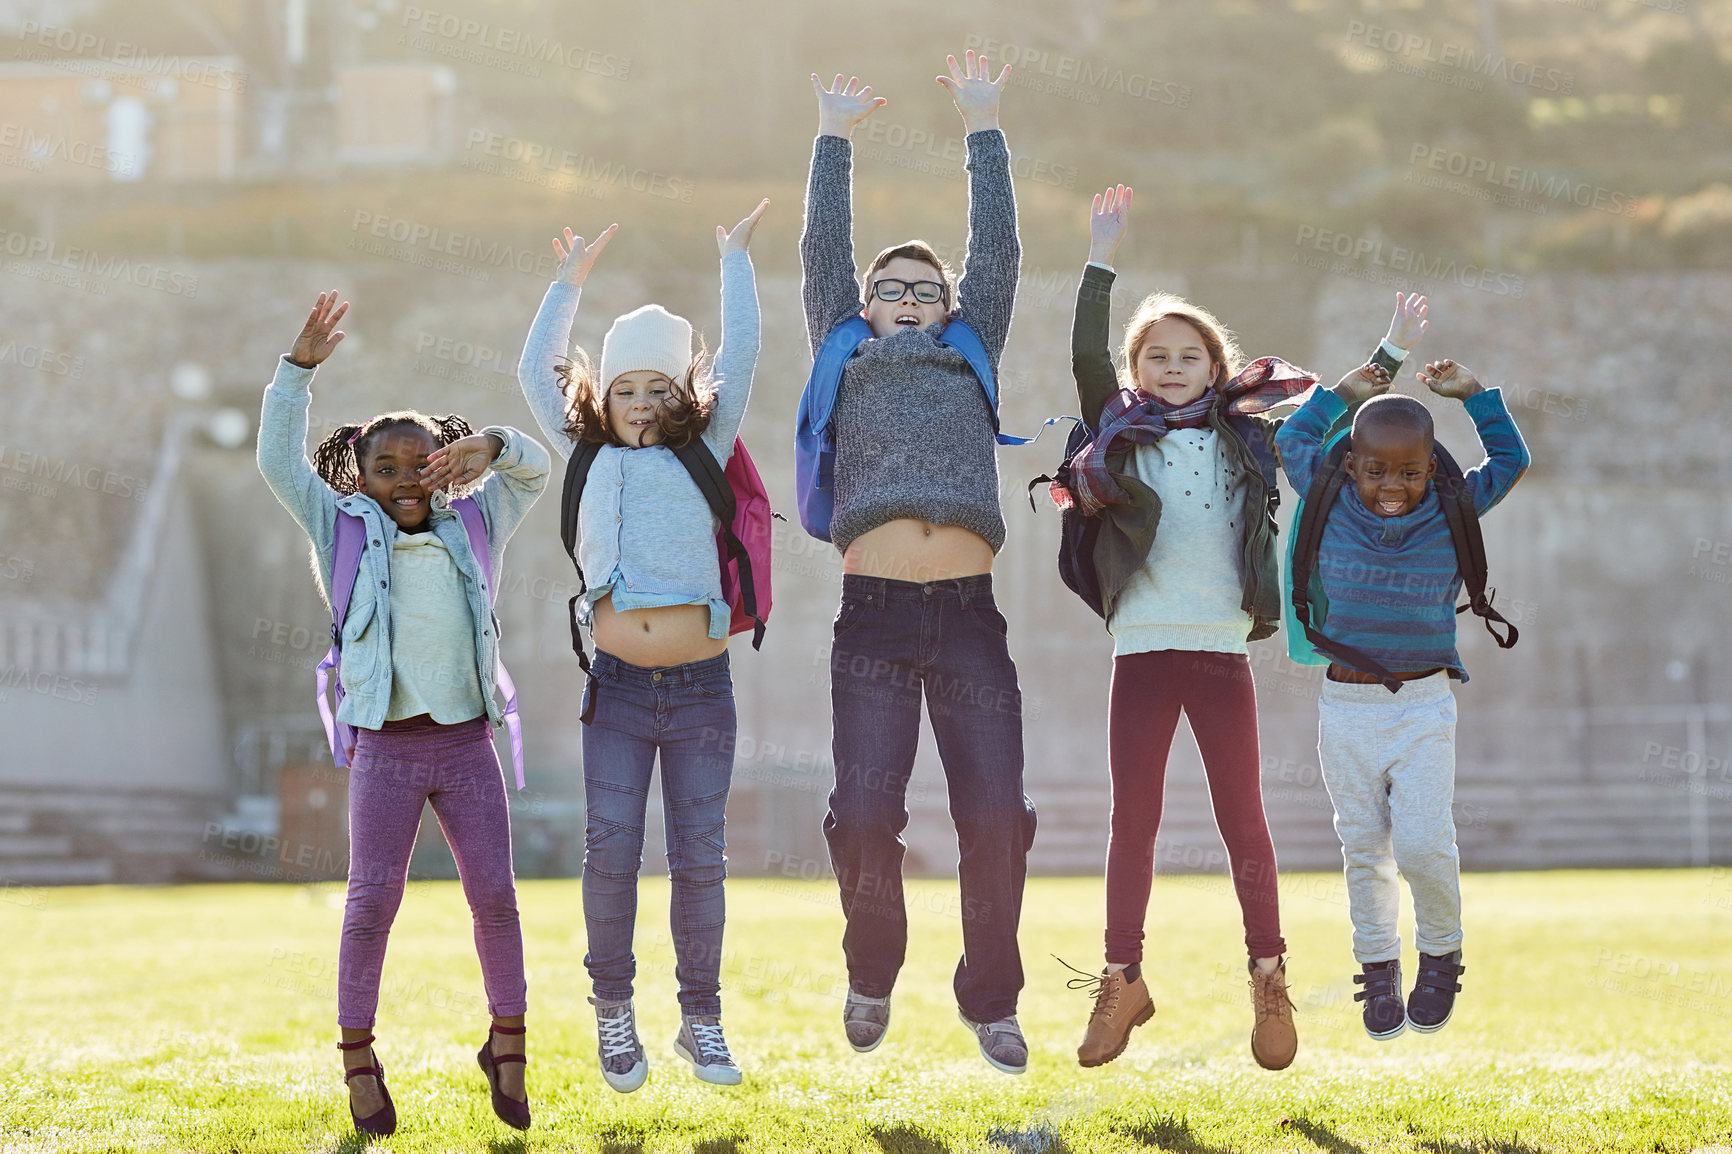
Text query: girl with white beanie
516 200 768 1092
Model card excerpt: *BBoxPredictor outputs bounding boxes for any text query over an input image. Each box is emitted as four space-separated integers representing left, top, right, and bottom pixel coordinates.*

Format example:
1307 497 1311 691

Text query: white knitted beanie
599 304 692 389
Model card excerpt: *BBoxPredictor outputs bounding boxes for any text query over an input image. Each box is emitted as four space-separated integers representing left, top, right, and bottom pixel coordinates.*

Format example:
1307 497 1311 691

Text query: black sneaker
1407 951 1465 1033
1352 959 1406 1040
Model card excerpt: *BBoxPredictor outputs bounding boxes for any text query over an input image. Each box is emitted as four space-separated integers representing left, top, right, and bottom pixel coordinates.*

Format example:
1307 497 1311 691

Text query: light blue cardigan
257 357 551 730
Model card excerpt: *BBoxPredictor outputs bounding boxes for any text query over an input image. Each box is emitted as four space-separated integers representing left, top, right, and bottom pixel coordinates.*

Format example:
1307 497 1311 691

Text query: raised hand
551 223 618 288
289 290 348 369
812 74 886 140
1385 292 1428 351
717 198 771 256
422 432 504 492
1333 361 1394 405
936 50 1009 134
1088 184 1133 266
1416 359 1483 401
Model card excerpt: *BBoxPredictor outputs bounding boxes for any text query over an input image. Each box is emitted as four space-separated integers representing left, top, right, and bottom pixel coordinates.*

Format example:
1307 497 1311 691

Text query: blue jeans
581 649 734 1016
824 574 1036 1023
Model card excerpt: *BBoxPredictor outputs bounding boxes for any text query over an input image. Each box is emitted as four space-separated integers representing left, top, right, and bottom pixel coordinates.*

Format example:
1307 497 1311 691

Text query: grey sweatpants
1317 672 1462 963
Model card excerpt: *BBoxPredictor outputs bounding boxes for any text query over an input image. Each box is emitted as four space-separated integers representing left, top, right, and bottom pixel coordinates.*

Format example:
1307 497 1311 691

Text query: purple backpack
315 496 525 788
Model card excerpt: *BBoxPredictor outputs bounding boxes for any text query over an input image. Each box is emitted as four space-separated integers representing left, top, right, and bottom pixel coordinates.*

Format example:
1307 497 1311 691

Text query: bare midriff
1327 663 1446 684
591 593 727 669
842 518 995 582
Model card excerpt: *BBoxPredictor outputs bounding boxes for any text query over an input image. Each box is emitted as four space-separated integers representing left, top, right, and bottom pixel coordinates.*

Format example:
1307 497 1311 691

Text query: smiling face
1132 315 1218 408
358 425 439 531
607 370 673 447
1346 426 1437 518
863 256 950 339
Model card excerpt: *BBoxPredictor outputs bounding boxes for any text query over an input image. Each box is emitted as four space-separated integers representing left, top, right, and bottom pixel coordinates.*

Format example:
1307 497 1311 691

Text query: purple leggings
337 714 527 1029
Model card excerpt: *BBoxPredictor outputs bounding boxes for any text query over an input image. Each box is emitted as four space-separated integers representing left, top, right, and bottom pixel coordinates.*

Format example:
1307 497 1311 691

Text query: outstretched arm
517 224 617 461
801 75 884 356
1072 185 1130 426
946 51 1019 366
704 199 769 458
257 290 348 565
1416 359 1531 514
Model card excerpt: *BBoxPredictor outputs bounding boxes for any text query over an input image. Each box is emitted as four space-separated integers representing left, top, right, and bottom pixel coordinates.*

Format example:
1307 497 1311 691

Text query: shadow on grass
485 1137 528 1154
1113 1116 1233 1153
694 1137 748 1154
598 1126 648 1154
1417 1139 1549 1154
1281 1118 1369 1154
870 1123 953 1153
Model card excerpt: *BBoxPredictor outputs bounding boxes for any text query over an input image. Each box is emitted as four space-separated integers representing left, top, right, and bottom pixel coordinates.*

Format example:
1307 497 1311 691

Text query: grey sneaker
960 1010 1028 1075
843 988 892 1053
673 1014 742 1086
589 995 648 1093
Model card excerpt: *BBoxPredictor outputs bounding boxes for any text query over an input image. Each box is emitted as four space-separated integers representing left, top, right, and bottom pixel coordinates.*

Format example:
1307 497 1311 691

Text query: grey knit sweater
800 130 1021 554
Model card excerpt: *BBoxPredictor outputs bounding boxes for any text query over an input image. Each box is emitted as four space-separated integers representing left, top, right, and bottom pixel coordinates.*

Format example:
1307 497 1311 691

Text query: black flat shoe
338 1034 397 1137
477 1023 530 1130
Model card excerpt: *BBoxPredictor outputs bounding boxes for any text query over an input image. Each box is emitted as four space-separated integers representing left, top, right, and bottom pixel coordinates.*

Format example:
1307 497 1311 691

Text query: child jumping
800 52 1036 1075
1274 355 1529 1040
1063 186 1429 1071
258 290 551 1136
516 201 768 1091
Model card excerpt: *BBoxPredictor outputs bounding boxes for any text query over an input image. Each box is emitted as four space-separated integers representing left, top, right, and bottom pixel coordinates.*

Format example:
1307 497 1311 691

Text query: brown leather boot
1248 957 1298 1070
1073 964 1155 1068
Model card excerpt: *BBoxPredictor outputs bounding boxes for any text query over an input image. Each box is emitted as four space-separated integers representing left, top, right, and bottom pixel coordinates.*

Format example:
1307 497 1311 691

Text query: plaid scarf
1056 356 1320 516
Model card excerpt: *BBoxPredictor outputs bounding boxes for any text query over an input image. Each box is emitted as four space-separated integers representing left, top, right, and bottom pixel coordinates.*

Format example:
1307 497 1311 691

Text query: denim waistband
840 572 996 606
591 648 731 688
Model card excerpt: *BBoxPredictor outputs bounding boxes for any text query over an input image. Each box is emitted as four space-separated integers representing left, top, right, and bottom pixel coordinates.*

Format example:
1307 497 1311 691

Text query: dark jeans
581 649 735 1016
824 574 1036 1023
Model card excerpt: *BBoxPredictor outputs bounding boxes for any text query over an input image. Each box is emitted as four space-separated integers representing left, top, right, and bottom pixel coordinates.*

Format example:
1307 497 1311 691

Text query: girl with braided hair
257 289 551 1136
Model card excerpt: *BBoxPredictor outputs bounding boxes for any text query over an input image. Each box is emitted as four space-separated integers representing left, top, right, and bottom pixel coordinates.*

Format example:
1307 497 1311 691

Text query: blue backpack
794 317 1044 542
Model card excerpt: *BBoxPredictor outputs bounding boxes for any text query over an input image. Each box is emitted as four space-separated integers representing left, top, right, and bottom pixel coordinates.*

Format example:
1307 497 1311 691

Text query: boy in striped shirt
1274 355 1529 1040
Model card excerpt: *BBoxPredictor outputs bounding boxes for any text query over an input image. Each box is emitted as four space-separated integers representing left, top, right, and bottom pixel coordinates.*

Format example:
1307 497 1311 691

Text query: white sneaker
673 1013 743 1086
960 1010 1028 1075
589 995 648 1093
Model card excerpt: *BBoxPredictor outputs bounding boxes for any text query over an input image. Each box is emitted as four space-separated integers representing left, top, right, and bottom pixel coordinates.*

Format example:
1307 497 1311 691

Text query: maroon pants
1104 650 1286 963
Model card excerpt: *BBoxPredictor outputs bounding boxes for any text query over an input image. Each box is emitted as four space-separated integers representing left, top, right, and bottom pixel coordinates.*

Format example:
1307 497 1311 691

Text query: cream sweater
1107 427 1256 657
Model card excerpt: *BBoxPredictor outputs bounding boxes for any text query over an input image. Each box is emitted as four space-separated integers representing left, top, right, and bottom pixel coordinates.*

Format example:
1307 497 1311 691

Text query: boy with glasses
799 50 1036 1074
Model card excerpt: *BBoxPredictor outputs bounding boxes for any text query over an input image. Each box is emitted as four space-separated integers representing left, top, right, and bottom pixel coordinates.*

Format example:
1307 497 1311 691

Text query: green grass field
2 871 1729 1153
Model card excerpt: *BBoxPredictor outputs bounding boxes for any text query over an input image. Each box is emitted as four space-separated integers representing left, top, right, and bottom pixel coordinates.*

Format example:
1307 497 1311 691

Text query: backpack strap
453 497 525 789
316 509 367 768
1289 440 1406 693
795 317 875 542
671 437 764 651
559 440 605 722
937 320 1051 446
1432 444 1519 650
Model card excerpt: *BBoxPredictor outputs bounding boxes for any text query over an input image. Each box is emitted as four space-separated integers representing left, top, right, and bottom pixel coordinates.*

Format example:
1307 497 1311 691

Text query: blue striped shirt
1275 387 1530 679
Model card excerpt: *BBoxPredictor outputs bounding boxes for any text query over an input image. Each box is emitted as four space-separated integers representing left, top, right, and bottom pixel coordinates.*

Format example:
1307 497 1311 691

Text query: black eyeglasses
869 278 947 304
